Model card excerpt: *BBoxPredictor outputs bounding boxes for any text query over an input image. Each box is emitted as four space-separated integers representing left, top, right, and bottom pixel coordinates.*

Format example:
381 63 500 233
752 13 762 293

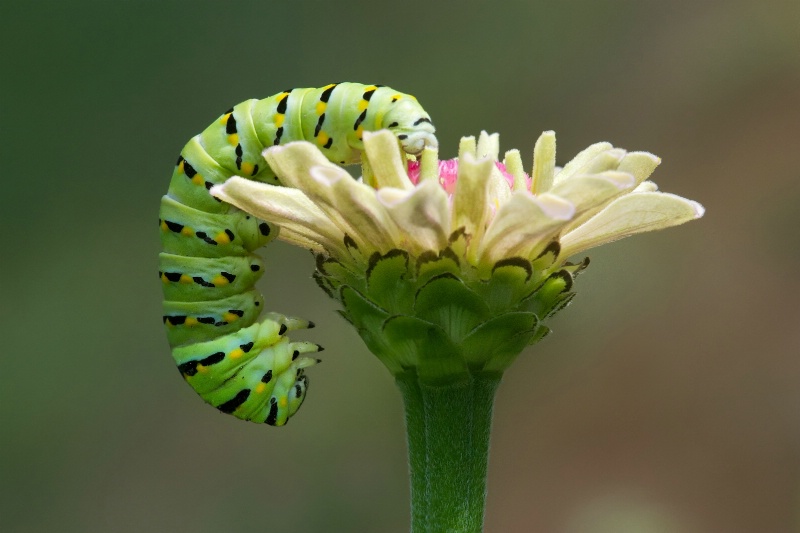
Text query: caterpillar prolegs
159 83 437 425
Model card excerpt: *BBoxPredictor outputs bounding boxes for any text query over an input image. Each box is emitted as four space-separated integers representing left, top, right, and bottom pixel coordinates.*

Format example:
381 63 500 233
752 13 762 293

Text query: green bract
212 130 704 384
315 244 586 383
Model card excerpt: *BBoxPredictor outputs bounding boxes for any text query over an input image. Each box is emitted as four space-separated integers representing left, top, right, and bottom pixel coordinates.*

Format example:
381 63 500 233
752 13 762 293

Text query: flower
212 130 703 384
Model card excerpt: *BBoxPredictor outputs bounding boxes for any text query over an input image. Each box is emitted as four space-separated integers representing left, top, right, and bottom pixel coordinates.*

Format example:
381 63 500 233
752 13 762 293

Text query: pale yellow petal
451 152 495 263
487 164 513 215
553 142 614 186
308 166 402 253
263 142 397 251
459 136 477 158
531 131 556 194
502 149 528 192
277 227 328 252
617 151 661 186
363 130 414 190
476 131 500 159
418 146 440 183
577 148 627 175
478 192 574 264
376 179 451 253
549 171 636 215
560 192 705 257
210 177 346 256
262 142 341 190
634 180 659 192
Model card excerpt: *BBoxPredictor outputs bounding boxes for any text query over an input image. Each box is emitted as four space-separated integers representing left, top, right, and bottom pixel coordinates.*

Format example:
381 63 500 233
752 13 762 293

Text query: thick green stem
396 375 428 531
397 372 501 533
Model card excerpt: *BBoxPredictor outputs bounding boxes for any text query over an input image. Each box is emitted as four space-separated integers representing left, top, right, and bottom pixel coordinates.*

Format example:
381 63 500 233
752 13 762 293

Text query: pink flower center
407 159 529 194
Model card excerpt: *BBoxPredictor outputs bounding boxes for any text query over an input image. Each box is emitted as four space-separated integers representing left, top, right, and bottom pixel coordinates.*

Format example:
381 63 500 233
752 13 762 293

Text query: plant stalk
397 372 501 533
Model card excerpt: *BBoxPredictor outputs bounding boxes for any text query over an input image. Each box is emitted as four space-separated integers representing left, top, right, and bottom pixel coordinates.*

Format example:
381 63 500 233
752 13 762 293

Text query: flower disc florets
212 130 703 384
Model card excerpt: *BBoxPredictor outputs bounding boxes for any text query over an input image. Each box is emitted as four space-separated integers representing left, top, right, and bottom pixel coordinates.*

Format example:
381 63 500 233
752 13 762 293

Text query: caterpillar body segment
159 253 264 302
172 320 319 425
159 82 436 424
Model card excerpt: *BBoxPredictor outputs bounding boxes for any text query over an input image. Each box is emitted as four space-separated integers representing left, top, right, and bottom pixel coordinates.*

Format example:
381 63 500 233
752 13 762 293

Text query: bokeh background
2 1 799 532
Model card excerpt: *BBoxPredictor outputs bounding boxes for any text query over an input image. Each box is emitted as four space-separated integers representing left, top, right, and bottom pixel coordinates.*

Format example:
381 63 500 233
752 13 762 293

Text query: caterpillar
159 82 437 425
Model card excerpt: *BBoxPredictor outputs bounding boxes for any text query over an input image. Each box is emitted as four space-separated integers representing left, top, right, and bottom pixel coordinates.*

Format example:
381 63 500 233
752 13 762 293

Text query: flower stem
397 372 501 533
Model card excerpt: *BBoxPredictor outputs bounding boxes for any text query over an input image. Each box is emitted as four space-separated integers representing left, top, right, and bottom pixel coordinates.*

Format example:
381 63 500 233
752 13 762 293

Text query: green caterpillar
159 82 437 425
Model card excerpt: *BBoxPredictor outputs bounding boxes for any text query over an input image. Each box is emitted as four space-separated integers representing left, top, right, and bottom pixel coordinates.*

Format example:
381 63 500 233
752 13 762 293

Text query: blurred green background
1 1 798 532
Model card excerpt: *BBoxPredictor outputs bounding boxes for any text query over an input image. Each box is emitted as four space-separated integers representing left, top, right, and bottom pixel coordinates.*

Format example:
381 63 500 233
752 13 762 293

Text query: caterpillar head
382 98 438 155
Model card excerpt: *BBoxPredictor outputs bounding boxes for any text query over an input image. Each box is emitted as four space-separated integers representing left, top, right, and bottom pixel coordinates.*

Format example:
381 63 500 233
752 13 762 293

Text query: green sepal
527 324 552 346
316 254 364 292
460 311 539 372
447 227 469 261
366 249 414 314
382 315 468 385
518 269 573 317
561 256 590 277
414 273 491 342
313 271 336 299
530 241 561 270
339 285 389 330
314 239 589 381
356 325 405 374
544 292 576 319
415 248 461 286
472 257 534 315
338 285 403 372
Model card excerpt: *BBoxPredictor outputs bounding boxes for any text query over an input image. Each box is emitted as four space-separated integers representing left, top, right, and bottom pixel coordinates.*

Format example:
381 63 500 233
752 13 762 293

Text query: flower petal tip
261 143 285 160
310 165 348 186
598 170 637 190
375 187 407 207
534 193 576 220
691 200 706 218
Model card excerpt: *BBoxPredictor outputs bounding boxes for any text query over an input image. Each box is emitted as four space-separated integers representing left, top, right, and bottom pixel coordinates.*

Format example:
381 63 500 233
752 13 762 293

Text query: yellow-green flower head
212 131 703 384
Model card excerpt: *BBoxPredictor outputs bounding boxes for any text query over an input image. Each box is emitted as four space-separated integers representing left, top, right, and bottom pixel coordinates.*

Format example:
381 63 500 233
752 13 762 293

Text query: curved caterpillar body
159 83 437 425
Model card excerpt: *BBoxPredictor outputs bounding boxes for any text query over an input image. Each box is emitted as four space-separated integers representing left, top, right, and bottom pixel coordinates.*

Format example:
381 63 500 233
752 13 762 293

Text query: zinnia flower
212 128 704 533
211 129 703 383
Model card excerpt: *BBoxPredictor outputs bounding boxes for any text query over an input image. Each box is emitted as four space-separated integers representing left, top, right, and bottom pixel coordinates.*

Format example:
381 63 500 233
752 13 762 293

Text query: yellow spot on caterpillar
240 162 254 176
356 125 364 139
322 83 336 90
214 231 231 245
197 364 209 374
317 131 330 146
365 85 377 91
392 94 403 101
184 317 198 327
161 273 169 283
191 174 204 186
222 312 239 323
219 113 231 125
357 99 368 112
211 275 230 286
179 274 193 284
274 113 285 127
227 133 239 146
255 383 267 394
178 160 185 173
316 101 327 115
180 226 193 237
279 397 288 408
160 221 168 232
229 348 244 359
